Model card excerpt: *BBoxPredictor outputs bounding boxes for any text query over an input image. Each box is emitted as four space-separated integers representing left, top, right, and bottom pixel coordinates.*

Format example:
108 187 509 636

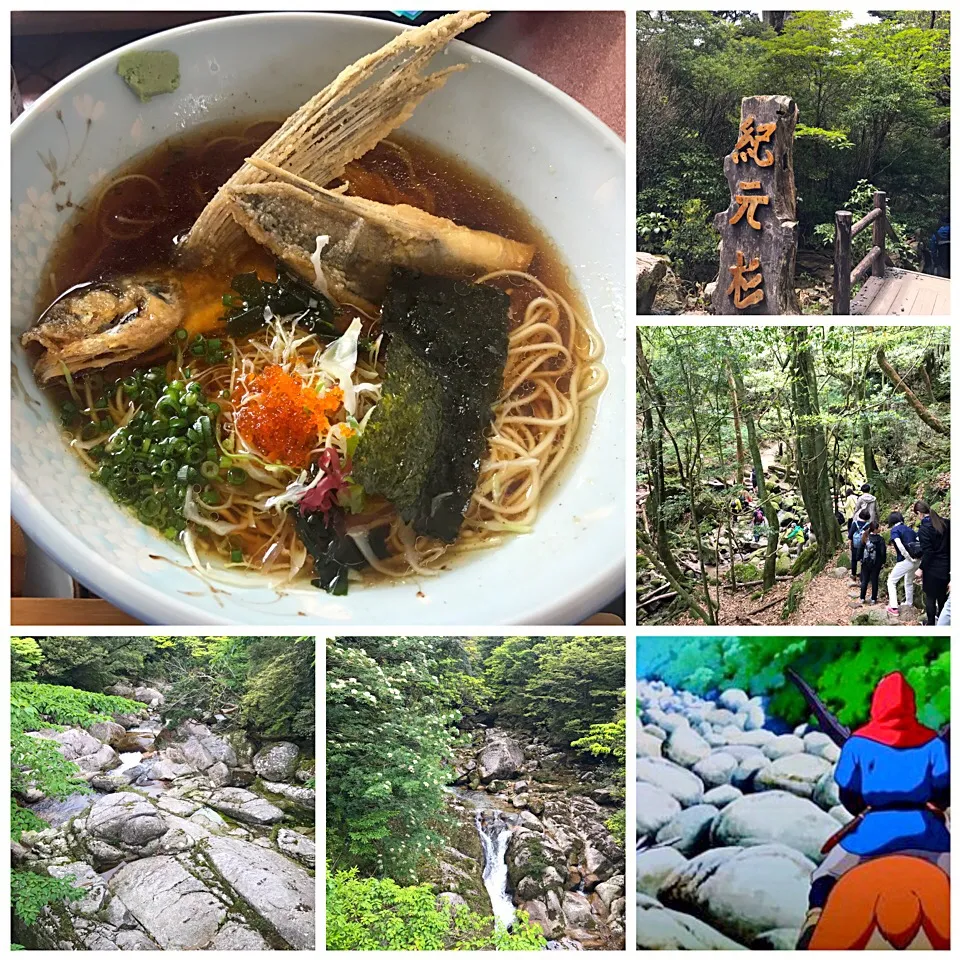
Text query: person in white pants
887 511 920 615
936 592 951 626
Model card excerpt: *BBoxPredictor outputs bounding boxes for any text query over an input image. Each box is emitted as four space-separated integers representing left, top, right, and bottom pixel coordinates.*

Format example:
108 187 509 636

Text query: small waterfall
476 810 515 930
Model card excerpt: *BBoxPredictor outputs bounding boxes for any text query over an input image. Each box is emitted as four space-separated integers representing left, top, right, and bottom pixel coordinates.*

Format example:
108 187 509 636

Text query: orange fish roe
234 365 344 469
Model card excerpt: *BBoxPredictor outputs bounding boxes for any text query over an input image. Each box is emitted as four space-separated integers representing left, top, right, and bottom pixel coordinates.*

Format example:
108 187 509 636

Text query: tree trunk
876 345 949 435
638 386 685 587
712 95 800 315
762 11 787 33
729 346 780 589
637 340 687 484
787 328 842 560
728 365 746 485
637 530 712 624
858 356 882 488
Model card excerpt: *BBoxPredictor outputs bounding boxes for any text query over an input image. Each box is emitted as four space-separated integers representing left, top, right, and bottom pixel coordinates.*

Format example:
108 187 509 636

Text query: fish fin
183 11 489 259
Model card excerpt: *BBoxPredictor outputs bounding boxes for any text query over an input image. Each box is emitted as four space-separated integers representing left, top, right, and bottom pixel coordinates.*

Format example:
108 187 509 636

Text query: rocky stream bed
13 682 316 950
636 679 850 950
431 725 626 950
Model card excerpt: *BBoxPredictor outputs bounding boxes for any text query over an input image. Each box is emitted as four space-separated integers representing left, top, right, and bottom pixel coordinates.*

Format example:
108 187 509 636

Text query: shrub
326 869 547 950
11 872 85 927
11 637 43 682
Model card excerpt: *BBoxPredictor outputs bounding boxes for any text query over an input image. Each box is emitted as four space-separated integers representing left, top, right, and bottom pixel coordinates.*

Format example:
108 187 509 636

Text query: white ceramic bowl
11 13 625 625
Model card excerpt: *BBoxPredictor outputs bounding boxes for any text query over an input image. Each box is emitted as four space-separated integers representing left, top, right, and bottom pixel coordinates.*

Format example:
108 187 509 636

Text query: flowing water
116 751 145 773
476 809 516 930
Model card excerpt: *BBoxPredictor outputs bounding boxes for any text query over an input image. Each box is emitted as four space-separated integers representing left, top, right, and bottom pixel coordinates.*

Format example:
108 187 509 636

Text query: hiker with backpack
849 509 871 582
886 511 921 618
854 483 879 525
752 506 766 543
854 519 887 606
929 213 950 278
914 500 951 625
784 520 806 555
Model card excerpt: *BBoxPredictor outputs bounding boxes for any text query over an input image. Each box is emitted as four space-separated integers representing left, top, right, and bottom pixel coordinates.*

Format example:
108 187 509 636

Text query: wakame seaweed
294 506 389 595
353 268 510 543
221 266 335 338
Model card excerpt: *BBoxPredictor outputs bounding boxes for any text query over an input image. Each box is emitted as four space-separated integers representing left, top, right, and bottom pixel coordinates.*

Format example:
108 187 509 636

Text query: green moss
729 561 760 583
790 548 821 577
781 571 812 619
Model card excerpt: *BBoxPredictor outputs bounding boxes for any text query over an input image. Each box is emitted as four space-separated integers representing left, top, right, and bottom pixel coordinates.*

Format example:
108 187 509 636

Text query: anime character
788 669 950 950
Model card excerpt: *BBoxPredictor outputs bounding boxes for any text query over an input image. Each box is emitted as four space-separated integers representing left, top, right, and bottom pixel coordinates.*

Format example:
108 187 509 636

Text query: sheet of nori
351 333 442 517
352 268 510 543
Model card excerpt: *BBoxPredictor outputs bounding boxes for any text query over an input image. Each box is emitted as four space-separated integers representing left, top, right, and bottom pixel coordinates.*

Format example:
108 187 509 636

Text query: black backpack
862 535 878 566
906 538 923 560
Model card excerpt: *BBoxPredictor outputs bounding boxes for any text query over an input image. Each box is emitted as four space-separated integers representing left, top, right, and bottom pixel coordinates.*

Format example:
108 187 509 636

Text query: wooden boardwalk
850 268 950 316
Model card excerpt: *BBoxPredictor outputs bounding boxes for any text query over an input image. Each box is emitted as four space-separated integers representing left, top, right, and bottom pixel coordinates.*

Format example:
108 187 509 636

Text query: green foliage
326 868 547 950
11 682 144 733
327 636 465 880
637 636 950 728
157 636 315 742
483 636 625 745
11 871 85 927
240 636 315 740
572 716 626 845
26 635 158 691
10 683 144 840
11 637 43 682
636 11 950 279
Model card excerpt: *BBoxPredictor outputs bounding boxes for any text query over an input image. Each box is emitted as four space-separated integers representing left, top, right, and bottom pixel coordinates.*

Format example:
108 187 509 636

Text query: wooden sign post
712 95 800 315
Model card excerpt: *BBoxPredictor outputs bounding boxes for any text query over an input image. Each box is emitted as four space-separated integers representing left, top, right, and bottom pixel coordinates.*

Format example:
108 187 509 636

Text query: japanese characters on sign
725 115 778 310
728 251 764 309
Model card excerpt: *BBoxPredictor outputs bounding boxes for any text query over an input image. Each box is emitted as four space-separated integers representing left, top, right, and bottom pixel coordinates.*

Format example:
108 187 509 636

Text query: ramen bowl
11 13 625 625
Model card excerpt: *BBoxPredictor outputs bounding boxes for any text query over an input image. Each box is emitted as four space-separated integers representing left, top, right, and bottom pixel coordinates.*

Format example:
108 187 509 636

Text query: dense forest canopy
636 325 950 624
11 635 315 741
326 635 625 950
637 10 950 281
637 636 950 730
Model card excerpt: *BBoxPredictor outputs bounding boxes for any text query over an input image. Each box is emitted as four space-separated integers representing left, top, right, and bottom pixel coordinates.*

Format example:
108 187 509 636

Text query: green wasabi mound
117 51 180 102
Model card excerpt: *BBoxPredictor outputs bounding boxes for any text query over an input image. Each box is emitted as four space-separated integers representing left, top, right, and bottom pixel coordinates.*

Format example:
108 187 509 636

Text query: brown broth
36 118 581 325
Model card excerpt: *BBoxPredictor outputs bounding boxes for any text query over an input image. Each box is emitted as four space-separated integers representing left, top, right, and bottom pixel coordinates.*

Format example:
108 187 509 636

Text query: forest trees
637 636 950 730
637 11 951 281
636 325 950 624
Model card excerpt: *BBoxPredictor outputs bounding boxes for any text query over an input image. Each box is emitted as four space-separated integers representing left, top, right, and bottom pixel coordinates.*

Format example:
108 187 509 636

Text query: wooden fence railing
833 190 898 314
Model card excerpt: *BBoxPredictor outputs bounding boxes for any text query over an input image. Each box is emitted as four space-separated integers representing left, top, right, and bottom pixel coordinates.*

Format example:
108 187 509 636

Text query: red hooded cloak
853 672 938 748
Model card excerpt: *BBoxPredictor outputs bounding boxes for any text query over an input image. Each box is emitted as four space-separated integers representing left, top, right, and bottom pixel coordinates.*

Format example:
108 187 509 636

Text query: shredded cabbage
310 235 332 299
317 316 363 415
